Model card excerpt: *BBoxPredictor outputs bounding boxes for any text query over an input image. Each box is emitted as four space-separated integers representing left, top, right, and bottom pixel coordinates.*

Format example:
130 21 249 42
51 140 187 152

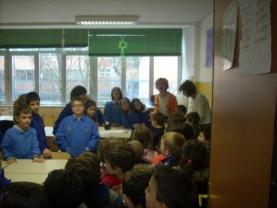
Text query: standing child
26 92 52 158
55 97 100 157
1 105 43 163
150 112 167 150
121 97 141 129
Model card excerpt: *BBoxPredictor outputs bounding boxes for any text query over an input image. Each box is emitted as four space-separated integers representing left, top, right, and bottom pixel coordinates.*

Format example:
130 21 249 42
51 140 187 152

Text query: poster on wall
205 28 213 68
239 0 271 75
222 0 238 70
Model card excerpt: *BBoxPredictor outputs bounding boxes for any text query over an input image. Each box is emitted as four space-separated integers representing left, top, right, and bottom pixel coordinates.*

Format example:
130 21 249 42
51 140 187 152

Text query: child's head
160 132 185 160
111 87 123 101
186 112 200 126
151 112 167 128
197 125 211 143
155 78 169 92
43 169 84 208
104 143 136 175
175 105 187 117
145 166 195 208
120 97 131 113
179 80 197 97
25 91 40 114
13 105 32 130
97 139 125 162
71 97 85 117
1 182 48 208
127 140 144 163
132 124 153 149
84 97 97 118
70 85 87 100
131 98 145 112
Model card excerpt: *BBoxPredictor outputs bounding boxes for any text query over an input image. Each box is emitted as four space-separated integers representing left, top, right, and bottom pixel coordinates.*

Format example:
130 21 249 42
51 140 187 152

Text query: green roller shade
63 29 88 47
0 29 63 48
88 29 182 56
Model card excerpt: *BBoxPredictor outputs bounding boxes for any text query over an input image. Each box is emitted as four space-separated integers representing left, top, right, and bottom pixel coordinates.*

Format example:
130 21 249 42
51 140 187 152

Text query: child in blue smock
1 105 43 164
121 97 141 129
56 96 100 157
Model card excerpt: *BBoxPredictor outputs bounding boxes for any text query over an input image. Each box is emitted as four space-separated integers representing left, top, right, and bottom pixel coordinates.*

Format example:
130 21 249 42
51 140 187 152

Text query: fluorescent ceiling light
75 15 139 25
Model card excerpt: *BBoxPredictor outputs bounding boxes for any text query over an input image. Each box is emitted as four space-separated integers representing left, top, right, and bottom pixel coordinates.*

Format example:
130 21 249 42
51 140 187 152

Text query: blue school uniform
53 103 104 135
121 112 141 129
30 113 48 153
0 169 10 191
55 115 99 157
134 110 151 127
1 125 41 160
103 101 122 124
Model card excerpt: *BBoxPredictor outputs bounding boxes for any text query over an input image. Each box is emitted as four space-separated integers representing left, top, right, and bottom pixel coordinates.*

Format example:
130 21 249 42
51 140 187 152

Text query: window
66 55 90 101
0 56 4 101
126 57 150 104
153 57 178 95
97 57 122 106
12 55 35 100
39 53 62 104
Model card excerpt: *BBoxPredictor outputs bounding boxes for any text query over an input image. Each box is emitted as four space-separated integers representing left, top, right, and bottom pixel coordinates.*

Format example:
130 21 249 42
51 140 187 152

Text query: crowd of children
0 78 212 208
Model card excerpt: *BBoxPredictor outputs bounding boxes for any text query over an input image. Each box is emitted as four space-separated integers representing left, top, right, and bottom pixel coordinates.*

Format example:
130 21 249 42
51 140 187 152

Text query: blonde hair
127 140 144 163
131 124 153 149
162 132 185 160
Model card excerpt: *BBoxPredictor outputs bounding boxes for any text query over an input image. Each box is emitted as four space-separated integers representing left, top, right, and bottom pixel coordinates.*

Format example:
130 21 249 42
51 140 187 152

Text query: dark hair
186 112 200 125
151 112 167 126
179 80 197 96
111 87 123 100
131 98 145 112
104 144 136 173
153 166 196 208
176 105 187 115
120 97 131 114
84 97 96 109
25 91 40 105
70 85 87 100
155 78 169 90
199 125 211 141
123 172 152 208
131 125 153 149
71 96 85 106
179 140 209 173
43 169 84 208
0 182 48 208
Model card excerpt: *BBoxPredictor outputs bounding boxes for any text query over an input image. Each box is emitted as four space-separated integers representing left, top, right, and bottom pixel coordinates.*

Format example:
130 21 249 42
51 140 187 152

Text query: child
1 182 48 208
131 124 158 163
131 98 150 127
152 132 185 166
127 140 145 164
150 112 167 150
1 105 43 163
145 166 196 208
186 112 201 139
55 96 99 157
84 97 104 127
175 104 187 117
153 78 177 117
103 87 123 125
53 85 104 135
25 91 52 158
121 97 141 129
197 125 211 153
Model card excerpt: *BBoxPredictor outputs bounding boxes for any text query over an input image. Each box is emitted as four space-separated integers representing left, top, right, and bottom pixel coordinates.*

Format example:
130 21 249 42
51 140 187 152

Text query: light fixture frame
75 15 139 25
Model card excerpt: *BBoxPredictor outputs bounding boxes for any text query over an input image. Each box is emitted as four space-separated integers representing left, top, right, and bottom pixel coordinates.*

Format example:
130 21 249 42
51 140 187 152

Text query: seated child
150 112 167 150
186 112 201 139
197 125 211 154
152 132 185 167
84 97 103 127
131 98 150 127
1 182 48 208
121 97 141 129
131 124 158 163
56 96 99 157
175 104 187 117
127 140 145 164
25 91 52 158
1 105 43 163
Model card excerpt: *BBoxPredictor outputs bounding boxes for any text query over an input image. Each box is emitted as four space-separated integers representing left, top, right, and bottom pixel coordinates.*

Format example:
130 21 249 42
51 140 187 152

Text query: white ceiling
0 0 213 27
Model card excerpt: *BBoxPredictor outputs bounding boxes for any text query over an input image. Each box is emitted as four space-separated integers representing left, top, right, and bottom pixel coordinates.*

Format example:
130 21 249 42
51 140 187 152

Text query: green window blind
63 29 88 47
88 29 182 56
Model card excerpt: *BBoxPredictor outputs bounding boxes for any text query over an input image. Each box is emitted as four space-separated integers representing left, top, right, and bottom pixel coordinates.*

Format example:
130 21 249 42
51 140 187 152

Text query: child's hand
6 158 16 164
32 156 44 163
43 148 52 159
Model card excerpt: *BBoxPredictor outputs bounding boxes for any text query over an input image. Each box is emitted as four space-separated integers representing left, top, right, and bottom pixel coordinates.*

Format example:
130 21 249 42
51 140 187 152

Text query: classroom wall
209 0 277 208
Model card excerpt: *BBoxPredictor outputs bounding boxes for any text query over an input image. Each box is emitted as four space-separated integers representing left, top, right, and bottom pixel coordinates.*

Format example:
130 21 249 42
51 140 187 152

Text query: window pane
0 56 4 101
66 55 90 101
153 56 178 95
97 57 121 106
12 56 35 100
126 57 150 105
39 53 62 104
